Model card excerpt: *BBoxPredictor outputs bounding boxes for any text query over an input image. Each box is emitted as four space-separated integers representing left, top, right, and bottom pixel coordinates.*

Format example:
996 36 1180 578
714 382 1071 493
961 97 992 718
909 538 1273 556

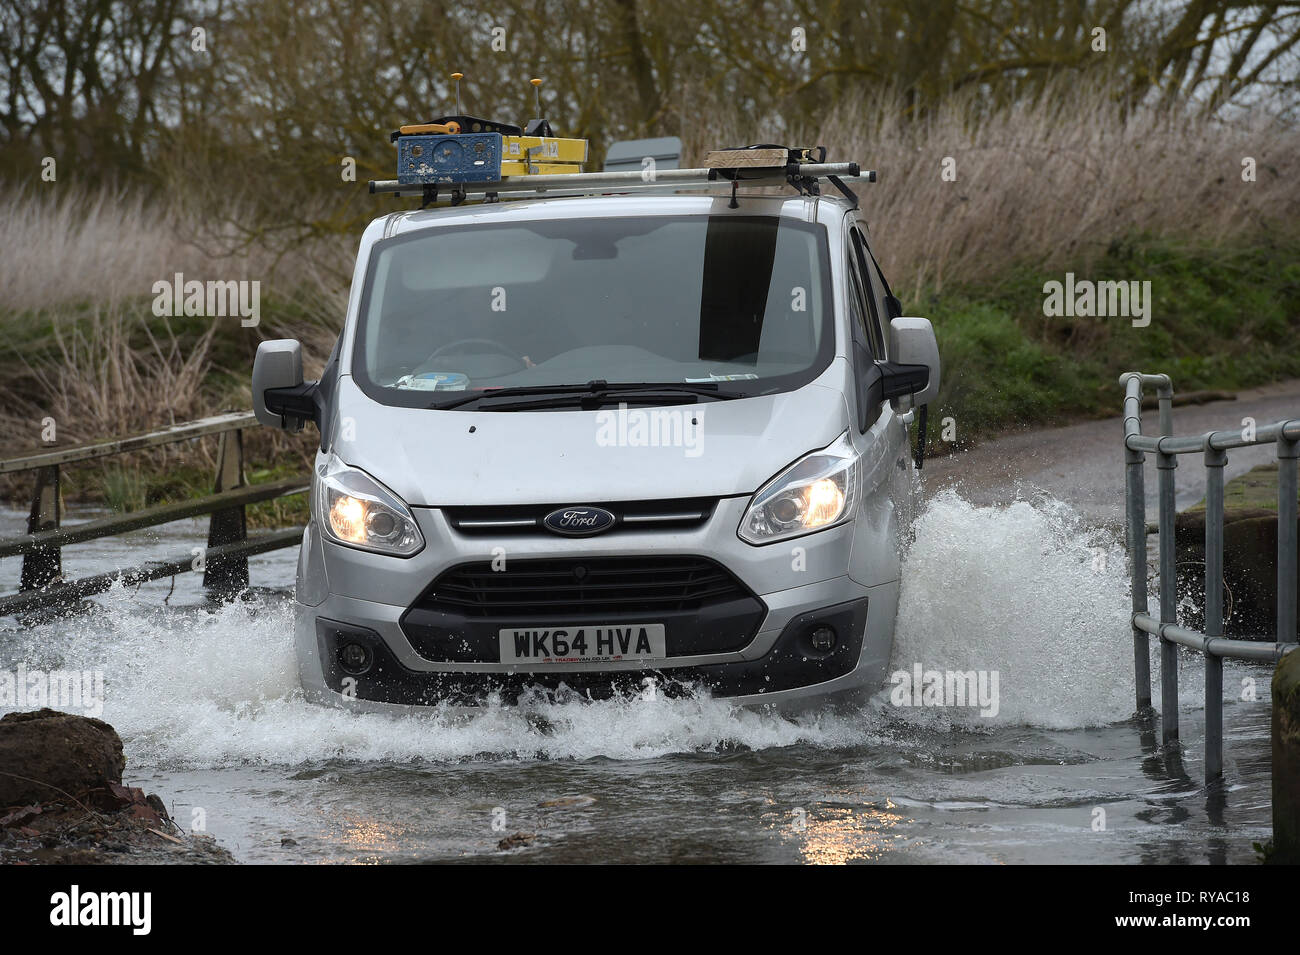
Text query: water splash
1 488 1153 766
2 580 879 766
887 487 1136 730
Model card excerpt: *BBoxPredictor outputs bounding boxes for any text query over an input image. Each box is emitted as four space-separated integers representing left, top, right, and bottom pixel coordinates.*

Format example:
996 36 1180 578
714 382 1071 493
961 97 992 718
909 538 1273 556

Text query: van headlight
314 454 424 556
739 432 859 544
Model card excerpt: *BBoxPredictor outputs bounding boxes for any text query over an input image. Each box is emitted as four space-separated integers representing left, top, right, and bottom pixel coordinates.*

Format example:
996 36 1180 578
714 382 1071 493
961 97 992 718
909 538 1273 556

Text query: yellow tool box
391 74 587 184
500 135 588 175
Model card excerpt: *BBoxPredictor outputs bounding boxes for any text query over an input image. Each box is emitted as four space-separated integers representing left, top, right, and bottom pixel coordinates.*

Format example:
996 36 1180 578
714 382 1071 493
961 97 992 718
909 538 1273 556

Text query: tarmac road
923 379 1300 525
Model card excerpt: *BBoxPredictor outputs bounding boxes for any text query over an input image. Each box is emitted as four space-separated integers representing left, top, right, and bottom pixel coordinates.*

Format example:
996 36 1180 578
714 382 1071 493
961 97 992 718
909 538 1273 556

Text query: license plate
499 624 666 664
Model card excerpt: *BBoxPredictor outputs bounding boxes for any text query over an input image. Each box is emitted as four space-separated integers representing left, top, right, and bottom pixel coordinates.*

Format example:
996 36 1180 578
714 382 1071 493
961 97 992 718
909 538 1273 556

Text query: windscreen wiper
479 389 744 412
431 382 601 410
431 380 743 411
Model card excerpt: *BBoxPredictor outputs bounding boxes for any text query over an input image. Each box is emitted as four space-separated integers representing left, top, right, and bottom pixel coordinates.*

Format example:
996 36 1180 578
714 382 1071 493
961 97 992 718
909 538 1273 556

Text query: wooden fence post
203 429 249 597
20 465 62 591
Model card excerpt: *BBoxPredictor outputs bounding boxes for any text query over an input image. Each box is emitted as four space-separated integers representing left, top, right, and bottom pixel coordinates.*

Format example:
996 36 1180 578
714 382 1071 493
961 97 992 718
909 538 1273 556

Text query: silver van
252 166 940 712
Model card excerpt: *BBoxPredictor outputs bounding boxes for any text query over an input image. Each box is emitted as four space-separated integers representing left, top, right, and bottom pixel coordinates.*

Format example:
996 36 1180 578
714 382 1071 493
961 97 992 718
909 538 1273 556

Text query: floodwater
0 488 1277 864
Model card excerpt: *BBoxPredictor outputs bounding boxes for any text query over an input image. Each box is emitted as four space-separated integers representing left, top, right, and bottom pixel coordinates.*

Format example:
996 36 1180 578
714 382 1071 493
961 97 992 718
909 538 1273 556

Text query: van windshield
352 214 834 408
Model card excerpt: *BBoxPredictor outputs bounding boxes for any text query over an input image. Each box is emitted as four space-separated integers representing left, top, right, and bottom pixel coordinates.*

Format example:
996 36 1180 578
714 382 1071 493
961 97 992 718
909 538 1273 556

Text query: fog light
808 626 837 653
339 642 373 675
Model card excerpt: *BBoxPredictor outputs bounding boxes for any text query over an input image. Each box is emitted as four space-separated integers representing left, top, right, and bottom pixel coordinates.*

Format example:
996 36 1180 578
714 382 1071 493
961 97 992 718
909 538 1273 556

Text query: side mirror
852 344 930 433
252 339 318 432
888 317 941 408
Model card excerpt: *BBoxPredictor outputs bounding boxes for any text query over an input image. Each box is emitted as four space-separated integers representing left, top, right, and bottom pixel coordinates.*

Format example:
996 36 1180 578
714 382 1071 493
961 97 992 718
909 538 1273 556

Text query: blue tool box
396 131 503 184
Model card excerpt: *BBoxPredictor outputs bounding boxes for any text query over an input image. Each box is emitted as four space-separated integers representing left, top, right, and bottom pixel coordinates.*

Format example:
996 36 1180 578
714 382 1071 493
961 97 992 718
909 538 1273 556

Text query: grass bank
916 235 1300 450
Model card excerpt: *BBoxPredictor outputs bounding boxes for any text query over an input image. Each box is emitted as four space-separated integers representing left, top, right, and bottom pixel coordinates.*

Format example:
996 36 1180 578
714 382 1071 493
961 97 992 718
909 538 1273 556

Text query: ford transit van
252 159 940 712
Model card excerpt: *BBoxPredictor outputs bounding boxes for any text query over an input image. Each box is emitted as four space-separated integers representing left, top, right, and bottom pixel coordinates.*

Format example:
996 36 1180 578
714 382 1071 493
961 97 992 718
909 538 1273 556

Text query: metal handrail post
1204 447 1228 781
1121 372 1299 779
1121 374 1152 711
1158 445 1180 746
1127 446 1151 710
1156 379 1174 443
1155 377 1179 745
1153 378 1181 746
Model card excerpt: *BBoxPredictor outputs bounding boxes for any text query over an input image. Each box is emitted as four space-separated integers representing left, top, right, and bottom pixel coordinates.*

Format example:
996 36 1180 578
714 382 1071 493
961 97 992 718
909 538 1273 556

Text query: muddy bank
0 709 234 864
1175 461 1299 637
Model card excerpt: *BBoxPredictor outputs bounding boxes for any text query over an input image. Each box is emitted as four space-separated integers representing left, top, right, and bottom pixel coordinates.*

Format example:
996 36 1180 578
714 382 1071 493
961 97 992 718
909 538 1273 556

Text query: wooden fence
0 413 306 615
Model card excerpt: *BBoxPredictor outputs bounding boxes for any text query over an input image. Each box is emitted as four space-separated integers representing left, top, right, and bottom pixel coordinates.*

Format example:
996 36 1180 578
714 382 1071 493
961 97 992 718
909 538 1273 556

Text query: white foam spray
887 488 1136 730
0 489 1189 766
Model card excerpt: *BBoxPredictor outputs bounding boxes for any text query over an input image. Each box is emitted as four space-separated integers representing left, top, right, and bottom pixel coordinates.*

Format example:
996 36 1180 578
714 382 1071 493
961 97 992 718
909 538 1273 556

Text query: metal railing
0 412 306 615
1121 372 1298 781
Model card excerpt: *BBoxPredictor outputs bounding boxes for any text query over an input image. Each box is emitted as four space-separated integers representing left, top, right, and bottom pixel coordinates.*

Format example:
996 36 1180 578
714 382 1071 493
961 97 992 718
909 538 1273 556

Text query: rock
0 709 239 864
146 793 169 820
1273 650 1300 864
0 709 125 806
0 805 41 828
538 795 596 809
498 832 536 850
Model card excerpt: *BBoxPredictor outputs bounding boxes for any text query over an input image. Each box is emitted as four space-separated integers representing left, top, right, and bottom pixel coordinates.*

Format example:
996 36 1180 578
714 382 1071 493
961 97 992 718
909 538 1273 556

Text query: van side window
849 227 887 358
864 248 898 326
845 252 869 348
845 231 881 359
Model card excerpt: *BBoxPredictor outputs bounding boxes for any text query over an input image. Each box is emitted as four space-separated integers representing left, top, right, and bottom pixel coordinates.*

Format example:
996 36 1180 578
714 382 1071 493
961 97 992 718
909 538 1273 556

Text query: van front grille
443 498 716 535
417 555 751 617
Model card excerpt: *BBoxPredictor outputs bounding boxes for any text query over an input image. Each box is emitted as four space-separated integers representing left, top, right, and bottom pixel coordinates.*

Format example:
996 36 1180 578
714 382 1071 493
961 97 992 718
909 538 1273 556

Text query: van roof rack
368 162 874 208
372 72 874 208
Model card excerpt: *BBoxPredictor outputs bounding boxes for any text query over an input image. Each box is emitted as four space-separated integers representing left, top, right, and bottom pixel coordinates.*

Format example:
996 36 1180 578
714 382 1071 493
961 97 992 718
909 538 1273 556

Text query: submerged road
925 379 1300 523
1 380 1295 863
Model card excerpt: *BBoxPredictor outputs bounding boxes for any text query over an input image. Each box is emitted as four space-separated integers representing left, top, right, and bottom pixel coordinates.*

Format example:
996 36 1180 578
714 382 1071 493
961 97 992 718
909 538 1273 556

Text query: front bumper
311 595 870 706
293 497 899 710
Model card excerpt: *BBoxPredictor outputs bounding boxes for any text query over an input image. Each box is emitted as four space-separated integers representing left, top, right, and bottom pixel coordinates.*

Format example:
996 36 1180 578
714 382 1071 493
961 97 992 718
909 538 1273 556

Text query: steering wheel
425 338 526 372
